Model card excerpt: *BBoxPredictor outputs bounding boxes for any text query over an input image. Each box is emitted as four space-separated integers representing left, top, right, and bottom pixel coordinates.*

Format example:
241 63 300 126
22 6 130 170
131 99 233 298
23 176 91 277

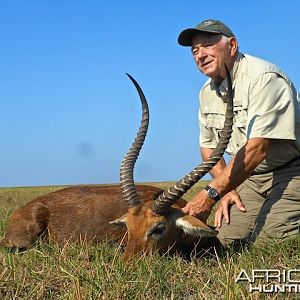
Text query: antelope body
4 69 234 260
4 185 160 250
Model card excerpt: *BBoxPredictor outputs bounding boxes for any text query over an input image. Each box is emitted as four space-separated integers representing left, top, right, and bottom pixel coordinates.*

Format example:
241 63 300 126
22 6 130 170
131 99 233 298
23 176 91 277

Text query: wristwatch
204 185 220 202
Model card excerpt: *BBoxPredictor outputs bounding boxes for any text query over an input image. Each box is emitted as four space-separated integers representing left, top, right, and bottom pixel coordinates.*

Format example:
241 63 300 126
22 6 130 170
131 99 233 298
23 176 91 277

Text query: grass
0 182 300 299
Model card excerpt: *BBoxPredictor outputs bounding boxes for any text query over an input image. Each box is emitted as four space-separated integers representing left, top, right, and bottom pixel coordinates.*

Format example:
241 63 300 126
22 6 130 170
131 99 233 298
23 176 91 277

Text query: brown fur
120 199 216 260
4 184 162 249
4 184 217 260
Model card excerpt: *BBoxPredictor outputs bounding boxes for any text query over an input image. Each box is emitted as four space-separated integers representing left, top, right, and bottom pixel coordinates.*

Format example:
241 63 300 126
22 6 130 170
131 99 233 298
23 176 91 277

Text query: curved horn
120 74 149 206
152 64 234 215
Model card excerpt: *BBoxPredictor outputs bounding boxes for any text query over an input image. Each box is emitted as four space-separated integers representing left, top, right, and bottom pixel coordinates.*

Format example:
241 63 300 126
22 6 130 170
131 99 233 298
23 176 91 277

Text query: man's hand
214 190 246 228
182 189 216 222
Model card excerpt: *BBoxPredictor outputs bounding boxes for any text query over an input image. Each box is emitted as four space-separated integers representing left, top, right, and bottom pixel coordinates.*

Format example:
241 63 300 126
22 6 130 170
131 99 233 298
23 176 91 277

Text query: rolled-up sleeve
199 111 218 148
247 72 296 140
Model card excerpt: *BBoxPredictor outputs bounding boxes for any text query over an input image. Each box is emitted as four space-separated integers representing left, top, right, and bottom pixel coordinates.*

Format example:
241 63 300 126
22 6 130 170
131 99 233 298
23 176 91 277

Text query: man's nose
197 47 207 59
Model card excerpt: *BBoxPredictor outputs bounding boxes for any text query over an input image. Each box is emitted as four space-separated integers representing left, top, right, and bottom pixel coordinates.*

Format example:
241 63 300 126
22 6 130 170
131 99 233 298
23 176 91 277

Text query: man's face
191 33 236 82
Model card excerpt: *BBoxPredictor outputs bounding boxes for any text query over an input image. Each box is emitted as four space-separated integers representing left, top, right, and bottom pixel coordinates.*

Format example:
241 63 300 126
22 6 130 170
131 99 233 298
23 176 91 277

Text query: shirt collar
210 52 244 101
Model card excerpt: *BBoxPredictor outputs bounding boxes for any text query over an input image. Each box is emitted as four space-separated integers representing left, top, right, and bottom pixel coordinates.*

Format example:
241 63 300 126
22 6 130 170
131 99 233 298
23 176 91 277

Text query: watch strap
204 185 221 201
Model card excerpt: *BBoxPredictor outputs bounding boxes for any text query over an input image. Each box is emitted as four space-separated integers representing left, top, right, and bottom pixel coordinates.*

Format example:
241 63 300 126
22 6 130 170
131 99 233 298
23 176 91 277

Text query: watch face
208 187 219 200
209 188 218 198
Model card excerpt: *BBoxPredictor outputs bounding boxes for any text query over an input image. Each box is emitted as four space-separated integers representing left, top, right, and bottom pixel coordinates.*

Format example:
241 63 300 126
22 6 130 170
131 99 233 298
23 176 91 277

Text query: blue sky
0 1 299 187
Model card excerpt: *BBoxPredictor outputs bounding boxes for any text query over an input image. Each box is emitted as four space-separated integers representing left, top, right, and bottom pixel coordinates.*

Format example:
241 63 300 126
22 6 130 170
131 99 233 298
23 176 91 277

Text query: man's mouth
201 61 213 68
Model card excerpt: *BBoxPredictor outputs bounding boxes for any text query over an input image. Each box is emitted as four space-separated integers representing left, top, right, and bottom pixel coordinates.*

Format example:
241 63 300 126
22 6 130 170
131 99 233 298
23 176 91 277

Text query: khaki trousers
217 158 300 248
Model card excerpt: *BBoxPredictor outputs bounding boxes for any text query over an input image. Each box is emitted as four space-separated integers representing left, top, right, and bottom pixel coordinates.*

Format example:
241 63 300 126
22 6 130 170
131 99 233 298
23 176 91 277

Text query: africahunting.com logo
235 269 300 293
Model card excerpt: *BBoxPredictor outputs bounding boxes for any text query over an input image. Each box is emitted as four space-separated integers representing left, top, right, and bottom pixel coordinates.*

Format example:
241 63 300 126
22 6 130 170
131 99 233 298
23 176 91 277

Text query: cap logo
202 20 214 26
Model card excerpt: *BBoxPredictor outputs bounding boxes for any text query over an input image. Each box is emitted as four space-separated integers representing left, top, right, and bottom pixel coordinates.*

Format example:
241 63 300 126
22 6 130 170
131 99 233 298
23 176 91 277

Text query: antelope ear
175 215 217 238
109 213 128 227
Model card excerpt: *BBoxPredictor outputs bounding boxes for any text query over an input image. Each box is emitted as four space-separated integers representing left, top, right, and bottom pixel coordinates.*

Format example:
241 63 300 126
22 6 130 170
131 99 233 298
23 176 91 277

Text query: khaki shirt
199 53 300 173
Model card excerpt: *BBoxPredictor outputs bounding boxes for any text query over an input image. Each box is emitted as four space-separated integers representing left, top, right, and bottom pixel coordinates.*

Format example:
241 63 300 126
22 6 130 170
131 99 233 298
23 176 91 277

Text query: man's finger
235 199 246 212
214 209 223 228
182 207 188 214
182 203 191 214
214 209 219 227
222 203 230 224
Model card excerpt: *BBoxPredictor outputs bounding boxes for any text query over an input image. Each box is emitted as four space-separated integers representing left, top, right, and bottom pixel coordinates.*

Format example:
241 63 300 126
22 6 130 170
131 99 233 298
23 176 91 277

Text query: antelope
4 66 233 260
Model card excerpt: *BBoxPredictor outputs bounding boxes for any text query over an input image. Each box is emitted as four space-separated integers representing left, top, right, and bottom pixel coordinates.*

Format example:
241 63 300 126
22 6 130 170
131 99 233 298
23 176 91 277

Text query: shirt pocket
234 107 247 128
205 108 247 131
205 112 225 142
206 113 225 130
230 107 248 152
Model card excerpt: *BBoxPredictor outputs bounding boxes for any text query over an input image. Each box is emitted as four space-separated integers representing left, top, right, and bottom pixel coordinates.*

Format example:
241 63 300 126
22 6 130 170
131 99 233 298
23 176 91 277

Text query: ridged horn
152 64 234 215
120 74 149 206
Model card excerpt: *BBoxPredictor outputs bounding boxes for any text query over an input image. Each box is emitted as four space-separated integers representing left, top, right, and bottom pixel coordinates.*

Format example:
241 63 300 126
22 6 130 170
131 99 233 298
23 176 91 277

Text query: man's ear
109 213 128 228
175 215 217 238
229 36 238 56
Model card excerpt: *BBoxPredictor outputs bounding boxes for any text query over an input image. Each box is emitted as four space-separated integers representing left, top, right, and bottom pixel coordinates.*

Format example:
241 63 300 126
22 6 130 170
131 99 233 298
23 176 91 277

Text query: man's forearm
201 147 227 178
208 137 270 197
181 139 269 217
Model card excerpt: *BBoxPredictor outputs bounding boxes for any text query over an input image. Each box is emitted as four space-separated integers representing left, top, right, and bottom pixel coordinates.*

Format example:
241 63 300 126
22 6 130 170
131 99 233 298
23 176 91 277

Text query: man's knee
253 219 300 245
216 223 251 249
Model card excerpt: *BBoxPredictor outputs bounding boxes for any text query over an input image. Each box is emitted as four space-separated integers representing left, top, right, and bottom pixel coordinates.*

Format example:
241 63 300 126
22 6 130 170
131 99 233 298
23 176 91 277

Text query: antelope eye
147 223 166 238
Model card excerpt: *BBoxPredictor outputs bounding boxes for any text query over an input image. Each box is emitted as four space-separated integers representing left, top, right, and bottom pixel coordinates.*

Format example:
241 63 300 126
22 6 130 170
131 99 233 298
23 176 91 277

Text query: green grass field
0 182 300 299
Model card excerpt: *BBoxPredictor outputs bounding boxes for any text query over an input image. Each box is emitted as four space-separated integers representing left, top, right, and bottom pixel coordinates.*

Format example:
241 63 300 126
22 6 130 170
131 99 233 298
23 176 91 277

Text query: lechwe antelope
4 66 233 260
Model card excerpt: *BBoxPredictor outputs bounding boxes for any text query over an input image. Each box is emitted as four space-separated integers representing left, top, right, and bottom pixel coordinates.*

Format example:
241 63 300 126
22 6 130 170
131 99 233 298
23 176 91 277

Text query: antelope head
111 68 234 260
